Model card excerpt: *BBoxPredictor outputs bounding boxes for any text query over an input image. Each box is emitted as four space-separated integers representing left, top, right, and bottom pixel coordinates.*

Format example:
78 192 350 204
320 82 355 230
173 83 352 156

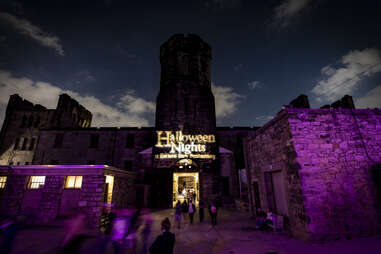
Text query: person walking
59 212 90 254
188 200 196 224
208 201 218 226
199 200 205 223
174 200 182 229
149 218 175 254
181 200 188 222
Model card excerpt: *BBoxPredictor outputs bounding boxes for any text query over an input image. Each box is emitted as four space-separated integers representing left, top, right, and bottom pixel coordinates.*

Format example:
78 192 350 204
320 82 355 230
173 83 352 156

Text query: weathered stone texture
79 175 104 226
111 172 136 208
246 111 308 239
38 176 64 223
288 108 381 241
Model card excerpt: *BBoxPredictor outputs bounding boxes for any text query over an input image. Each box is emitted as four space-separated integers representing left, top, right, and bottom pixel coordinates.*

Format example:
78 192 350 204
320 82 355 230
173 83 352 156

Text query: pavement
4 208 381 254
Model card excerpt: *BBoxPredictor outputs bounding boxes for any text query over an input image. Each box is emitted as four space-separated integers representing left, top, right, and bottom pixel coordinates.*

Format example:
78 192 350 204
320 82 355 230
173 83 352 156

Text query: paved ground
5 208 381 254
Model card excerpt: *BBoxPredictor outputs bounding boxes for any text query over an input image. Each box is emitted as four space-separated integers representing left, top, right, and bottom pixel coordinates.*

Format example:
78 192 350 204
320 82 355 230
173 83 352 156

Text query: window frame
65 176 83 189
0 176 7 189
27 176 46 189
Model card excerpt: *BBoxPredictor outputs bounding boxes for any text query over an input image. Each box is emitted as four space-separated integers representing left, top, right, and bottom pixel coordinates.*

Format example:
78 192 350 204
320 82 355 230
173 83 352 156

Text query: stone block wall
78 175 105 226
112 172 136 208
39 176 64 223
1 174 27 216
287 108 381 241
246 111 308 239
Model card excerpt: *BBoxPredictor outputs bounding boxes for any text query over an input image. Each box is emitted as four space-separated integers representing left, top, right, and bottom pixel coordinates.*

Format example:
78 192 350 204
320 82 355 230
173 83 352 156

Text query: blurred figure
111 208 141 254
208 201 218 226
199 200 205 223
181 200 188 222
149 218 175 254
188 200 196 224
98 203 116 254
140 209 153 254
59 212 89 254
0 216 25 254
255 208 267 230
174 200 182 229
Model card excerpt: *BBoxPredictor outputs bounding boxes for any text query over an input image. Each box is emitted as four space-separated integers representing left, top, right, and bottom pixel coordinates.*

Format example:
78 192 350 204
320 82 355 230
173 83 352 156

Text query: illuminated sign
155 131 216 160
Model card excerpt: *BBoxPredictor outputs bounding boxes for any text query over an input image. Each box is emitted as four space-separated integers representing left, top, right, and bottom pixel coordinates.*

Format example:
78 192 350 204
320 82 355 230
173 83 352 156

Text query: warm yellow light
0 176 6 189
105 175 114 204
65 176 82 188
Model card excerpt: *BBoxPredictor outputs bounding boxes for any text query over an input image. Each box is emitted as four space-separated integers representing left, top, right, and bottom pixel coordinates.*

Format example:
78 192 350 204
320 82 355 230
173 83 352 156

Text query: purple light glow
10 165 109 169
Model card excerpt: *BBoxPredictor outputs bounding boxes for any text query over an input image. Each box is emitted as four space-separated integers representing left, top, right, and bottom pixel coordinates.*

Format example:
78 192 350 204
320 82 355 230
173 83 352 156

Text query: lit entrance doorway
173 172 199 207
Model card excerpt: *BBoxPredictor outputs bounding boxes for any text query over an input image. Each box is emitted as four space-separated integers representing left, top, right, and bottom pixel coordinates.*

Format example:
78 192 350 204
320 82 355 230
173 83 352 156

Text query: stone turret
155 34 216 132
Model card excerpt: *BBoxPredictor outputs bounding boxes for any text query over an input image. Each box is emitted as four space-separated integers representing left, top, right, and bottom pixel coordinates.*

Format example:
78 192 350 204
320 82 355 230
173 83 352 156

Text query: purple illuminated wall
246 108 381 241
288 108 381 240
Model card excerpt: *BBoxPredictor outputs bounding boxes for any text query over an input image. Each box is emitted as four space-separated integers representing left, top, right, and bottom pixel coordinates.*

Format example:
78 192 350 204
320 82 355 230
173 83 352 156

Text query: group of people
174 199 218 229
1 201 220 254
179 188 197 203
57 206 174 254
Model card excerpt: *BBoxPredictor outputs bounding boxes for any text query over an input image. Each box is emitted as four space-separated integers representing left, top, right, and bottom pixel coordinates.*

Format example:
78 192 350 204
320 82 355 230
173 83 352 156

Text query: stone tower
155 34 216 132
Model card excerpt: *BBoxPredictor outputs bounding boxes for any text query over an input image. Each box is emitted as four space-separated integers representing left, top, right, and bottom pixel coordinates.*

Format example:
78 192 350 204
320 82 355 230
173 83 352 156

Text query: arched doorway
172 159 199 207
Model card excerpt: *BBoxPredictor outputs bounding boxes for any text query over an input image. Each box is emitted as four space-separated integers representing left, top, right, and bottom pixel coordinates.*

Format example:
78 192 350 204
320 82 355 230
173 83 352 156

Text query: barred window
28 176 45 189
0 176 6 189
65 176 82 189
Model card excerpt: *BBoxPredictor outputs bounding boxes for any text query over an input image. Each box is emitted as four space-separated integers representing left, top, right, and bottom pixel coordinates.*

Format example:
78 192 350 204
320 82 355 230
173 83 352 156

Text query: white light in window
28 176 45 189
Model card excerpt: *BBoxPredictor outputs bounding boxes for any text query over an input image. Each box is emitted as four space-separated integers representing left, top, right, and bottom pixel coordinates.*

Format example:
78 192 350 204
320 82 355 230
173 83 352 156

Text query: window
65 176 82 188
14 138 20 150
0 176 6 189
124 160 133 171
87 160 95 165
29 138 36 150
125 134 135 148
16 162 20 165
25 162 30 165
53 133 64 148
28 176 45 189
21 138 28 150
89 134 99 148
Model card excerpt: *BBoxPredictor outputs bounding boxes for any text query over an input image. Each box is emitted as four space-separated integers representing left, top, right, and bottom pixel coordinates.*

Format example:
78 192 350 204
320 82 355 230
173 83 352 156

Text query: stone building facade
245 103 381 240
0 34 253 212
0 34 380 240
0 93 92 166
0 165 136 226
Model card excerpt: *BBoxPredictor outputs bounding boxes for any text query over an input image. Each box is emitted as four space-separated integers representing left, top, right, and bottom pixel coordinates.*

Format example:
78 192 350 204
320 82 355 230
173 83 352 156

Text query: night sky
0 0 380 127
